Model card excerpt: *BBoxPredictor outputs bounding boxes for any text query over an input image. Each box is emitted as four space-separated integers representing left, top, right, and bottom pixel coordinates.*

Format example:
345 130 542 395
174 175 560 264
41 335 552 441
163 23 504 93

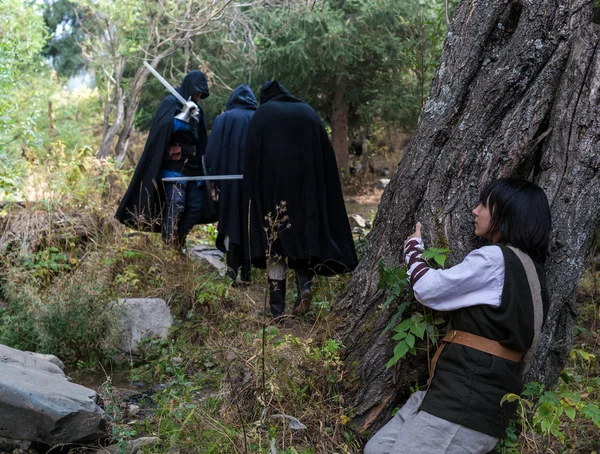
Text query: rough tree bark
331 76 350 171
334 0 600 433
114 62 153 164
97 56 126 159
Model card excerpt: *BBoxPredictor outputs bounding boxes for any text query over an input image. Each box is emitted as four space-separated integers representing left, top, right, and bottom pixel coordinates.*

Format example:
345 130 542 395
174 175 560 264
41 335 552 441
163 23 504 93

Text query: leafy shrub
1 254 121 365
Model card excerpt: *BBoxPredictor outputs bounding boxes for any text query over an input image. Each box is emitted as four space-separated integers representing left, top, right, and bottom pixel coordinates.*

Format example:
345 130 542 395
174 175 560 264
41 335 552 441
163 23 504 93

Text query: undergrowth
1 161 599 453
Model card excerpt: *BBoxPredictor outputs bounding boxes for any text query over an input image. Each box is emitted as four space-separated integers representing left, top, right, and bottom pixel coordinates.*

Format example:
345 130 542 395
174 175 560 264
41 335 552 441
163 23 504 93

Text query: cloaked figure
116 70 215 247
205 85 257 284
244 80 358 318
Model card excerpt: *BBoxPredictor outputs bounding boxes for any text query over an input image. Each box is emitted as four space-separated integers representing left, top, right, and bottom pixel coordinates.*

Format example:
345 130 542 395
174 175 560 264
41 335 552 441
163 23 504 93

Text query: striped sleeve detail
404 238 430 287
411 262 430 286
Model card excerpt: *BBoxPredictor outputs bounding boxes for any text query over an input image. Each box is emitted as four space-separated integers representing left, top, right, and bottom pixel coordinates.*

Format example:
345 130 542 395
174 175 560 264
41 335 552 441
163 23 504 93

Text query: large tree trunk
331 76 350 171
334 0 600 433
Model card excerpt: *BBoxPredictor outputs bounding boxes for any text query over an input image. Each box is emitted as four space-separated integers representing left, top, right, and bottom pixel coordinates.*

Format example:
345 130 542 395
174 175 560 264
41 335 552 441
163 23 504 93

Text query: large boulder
109 298 172 355
0 344 106 446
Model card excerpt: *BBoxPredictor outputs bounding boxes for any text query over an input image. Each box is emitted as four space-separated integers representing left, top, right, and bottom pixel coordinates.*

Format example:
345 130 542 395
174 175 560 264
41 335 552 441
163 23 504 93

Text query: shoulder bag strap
507 246 543 375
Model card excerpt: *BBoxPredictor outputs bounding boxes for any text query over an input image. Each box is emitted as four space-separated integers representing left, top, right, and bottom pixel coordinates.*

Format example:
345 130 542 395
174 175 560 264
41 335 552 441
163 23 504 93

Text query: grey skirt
363 391 498 454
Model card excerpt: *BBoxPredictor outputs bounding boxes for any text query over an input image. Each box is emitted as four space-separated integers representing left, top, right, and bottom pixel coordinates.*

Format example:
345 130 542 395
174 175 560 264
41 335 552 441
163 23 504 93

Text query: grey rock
377 178 391 190
25 351 65 370
0 344 63 376
128 404 140 417
0 436 30 452
366 219 373 229
270 414 307 430
348 214 367 229
352 227 366 235
189 245 225 272
104 436 160 454
109 299 172 355
0 344 106 445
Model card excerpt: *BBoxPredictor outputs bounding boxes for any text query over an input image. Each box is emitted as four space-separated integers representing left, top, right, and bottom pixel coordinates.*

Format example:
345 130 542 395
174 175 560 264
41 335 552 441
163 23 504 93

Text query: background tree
74 0 247 162
246 0 447 170
334 0 600 432
0 0 48 198
43 0 86 77
133 4 259 135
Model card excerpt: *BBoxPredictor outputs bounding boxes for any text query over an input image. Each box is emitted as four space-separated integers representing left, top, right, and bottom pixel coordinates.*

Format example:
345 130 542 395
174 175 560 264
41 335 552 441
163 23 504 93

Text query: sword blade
161 175 243 182
143 61 187 106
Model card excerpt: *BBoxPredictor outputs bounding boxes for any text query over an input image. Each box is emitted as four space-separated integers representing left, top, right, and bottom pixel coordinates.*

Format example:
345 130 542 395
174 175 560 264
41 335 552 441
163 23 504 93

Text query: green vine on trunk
378 246 450 370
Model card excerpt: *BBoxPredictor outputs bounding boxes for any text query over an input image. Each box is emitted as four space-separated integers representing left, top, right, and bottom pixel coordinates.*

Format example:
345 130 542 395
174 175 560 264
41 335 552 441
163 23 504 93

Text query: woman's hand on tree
404 222 422 245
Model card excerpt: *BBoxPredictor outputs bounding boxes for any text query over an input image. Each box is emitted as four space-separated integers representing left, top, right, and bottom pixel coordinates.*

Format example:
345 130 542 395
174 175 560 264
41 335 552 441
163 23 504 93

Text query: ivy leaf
405 333 415 348
564 406 576 421
428 247 451 254
382 302 411 336
411 322 426 340
434 254 447 268
393 319 413 333
386 341 410 369
392 331 407 341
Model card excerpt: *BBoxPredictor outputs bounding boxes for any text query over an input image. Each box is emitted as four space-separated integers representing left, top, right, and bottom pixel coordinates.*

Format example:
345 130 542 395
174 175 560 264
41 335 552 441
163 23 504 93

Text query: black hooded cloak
115 70 210 232
243 81 358 276
205 85 257 252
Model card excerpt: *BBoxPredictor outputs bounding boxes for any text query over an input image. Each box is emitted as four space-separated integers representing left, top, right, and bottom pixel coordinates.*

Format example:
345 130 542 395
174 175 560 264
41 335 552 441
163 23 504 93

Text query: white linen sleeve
409 245 505 312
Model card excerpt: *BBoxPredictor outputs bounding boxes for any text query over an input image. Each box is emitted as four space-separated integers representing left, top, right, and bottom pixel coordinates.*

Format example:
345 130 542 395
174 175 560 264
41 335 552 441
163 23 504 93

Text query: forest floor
1 162 599 454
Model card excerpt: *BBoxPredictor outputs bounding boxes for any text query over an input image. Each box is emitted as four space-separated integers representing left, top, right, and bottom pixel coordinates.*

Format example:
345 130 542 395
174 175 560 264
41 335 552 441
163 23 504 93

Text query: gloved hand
184 100 198 112
175 100 200 122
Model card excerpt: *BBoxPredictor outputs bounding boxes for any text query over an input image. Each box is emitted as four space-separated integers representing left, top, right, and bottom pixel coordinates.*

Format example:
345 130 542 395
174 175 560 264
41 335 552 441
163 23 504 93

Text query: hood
226 84 257 111
259 80 290 105
178 70 210 100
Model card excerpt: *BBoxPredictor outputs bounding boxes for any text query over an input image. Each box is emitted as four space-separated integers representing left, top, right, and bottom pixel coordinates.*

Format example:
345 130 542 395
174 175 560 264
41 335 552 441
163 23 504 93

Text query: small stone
377 179 390 190
130 436 160 453
171 357 183 366
0 438 30 453
128 404 140 417
352 227 366 235
365 219 373 229
104 436 160 454
348 214 367 229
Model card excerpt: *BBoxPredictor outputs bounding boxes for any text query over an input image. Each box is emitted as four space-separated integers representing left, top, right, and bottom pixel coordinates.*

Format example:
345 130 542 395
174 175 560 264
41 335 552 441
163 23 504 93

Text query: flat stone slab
0 344 105 446
189 245 226 272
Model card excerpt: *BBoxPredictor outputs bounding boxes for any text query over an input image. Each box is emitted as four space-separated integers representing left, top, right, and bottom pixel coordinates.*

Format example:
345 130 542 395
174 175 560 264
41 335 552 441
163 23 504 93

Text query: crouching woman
365 178 552 454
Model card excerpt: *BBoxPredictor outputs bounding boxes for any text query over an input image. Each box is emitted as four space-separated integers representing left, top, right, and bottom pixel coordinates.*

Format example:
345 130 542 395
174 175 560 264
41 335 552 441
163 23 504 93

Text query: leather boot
268 278 286 318
292 269 313 316
226 247 241 281
240 258 252 284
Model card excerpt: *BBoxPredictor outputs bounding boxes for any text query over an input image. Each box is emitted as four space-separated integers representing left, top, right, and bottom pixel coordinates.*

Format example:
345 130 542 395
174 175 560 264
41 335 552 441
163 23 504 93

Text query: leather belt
429 329 522 381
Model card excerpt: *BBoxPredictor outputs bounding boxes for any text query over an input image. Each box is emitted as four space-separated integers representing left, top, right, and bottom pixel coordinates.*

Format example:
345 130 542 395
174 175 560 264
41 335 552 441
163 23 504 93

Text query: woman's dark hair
480 178 551 263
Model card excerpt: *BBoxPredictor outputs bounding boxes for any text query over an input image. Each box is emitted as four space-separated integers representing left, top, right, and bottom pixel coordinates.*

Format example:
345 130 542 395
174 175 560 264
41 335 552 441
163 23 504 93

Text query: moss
433 215 450 250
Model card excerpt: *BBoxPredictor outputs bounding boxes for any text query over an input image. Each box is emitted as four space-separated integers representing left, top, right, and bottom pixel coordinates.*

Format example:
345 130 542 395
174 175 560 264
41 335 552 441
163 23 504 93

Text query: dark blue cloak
205 84 257 250
115 70 210 232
